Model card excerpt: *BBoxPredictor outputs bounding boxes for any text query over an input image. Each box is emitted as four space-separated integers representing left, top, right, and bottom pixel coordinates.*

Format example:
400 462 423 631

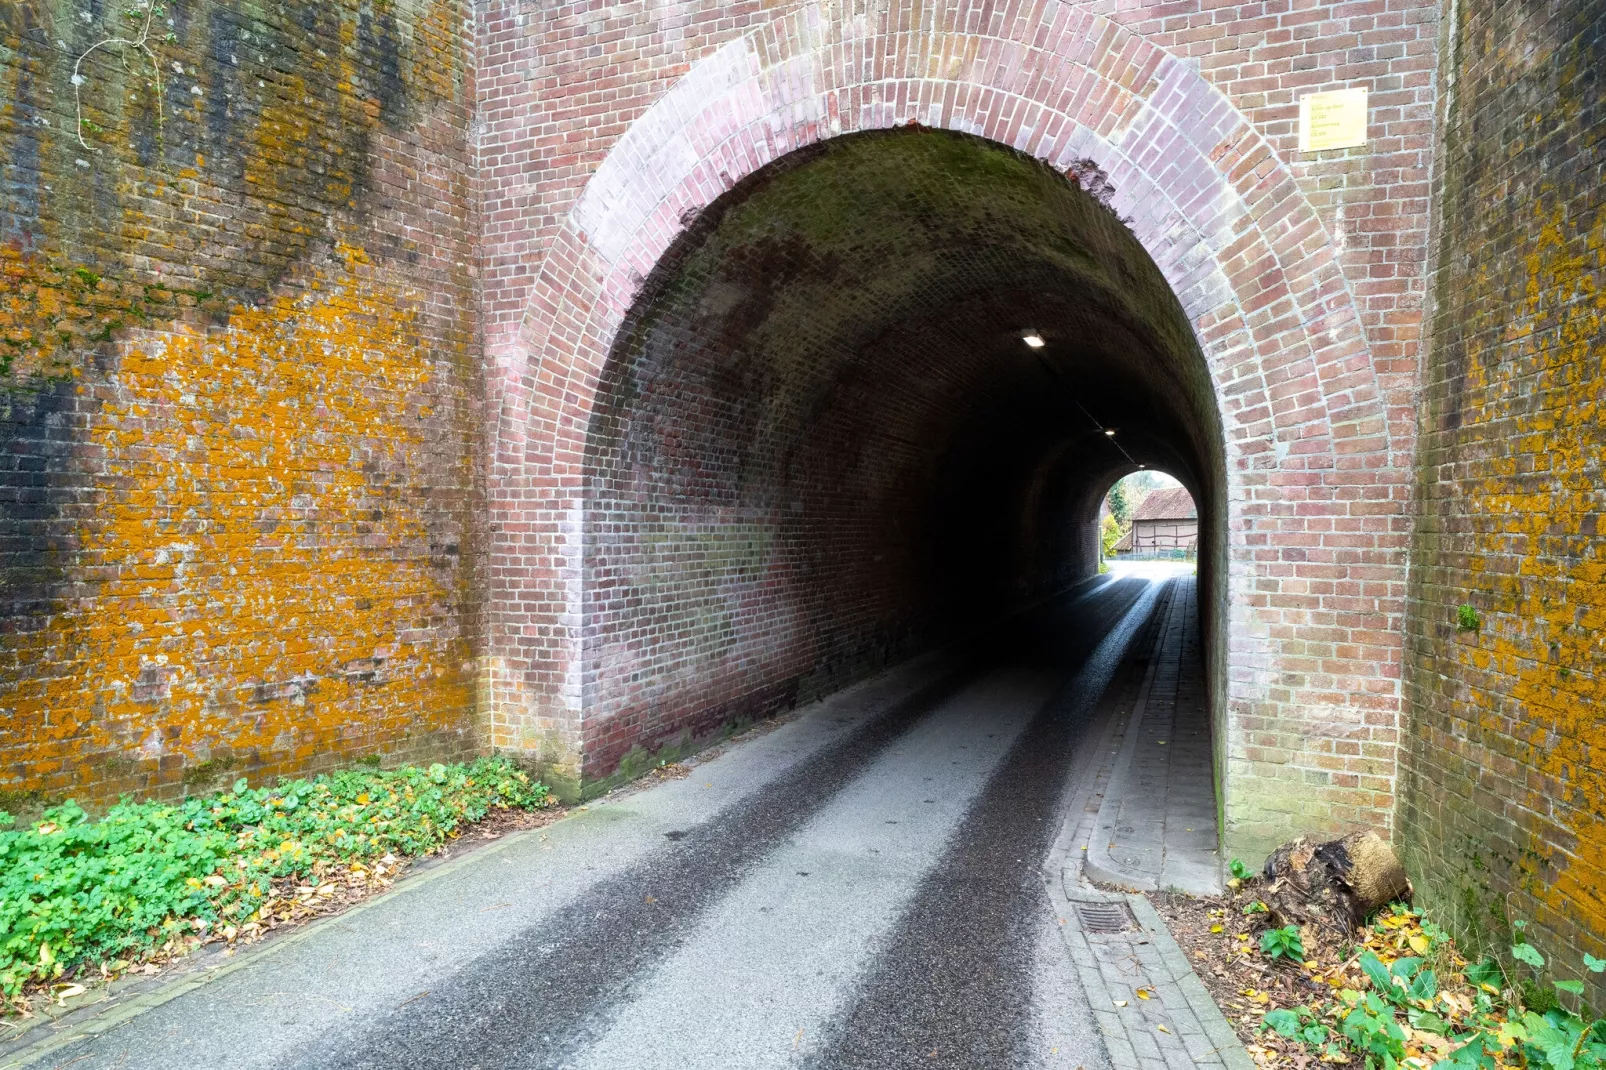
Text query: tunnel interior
581 128 1225 777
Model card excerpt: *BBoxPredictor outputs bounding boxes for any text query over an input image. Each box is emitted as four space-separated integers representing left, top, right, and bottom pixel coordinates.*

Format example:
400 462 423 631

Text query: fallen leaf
1137 988 1153 1000
1114 1000 1128 1008
1157 1024 1171 1034
1211 924 1225 933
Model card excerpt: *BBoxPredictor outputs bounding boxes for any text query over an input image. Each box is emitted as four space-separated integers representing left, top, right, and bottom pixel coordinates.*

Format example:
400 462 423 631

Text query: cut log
1261 830 1412 943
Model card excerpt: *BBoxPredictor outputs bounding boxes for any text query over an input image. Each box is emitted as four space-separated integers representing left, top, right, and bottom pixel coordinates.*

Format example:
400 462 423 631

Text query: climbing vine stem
72 1 169 151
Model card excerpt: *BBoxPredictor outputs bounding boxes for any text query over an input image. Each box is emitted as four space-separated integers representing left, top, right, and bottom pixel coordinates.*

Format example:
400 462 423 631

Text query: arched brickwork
486 5 1410 855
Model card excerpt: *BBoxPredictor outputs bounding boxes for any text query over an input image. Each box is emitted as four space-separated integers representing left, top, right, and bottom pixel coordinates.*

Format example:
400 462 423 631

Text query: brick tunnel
7 0 1453 875
483 13 1419 860
577 128 1223 782
8 0 1606 1026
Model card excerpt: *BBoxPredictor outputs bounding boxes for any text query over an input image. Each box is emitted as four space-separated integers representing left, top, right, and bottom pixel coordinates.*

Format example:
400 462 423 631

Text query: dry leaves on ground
1152 876 1591 1070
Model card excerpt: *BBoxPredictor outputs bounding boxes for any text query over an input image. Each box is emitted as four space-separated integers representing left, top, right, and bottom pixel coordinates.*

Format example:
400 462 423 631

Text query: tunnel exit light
1021 331 1045 348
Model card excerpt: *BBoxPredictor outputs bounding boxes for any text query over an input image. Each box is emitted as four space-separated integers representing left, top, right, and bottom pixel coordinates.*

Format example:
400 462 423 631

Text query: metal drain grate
1074 901 1137 933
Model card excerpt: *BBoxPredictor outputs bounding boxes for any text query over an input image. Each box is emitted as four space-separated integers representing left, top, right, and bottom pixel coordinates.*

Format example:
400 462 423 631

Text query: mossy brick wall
0 0 483 807
27 0 1591 903
1400 0 1606 999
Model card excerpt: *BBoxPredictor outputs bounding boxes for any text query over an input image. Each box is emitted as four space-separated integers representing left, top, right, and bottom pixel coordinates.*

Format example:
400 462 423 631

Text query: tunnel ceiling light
1104 428 1117 437
1021 331 1045 348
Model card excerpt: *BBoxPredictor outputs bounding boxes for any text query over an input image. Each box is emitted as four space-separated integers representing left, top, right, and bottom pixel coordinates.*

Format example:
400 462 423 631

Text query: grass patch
1 756 552 1010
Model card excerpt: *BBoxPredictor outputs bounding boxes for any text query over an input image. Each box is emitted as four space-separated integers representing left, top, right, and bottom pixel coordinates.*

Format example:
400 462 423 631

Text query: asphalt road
21 576 1164 1070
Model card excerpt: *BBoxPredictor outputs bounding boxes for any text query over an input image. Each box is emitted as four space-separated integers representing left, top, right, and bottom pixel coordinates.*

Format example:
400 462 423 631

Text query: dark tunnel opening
581 128 1226 788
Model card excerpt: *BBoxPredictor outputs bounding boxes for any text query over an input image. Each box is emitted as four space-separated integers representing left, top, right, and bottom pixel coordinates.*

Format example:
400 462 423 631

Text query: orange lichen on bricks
0 246 212 387
1458 213 1606 928
0 246 474 803
1399 0 1606 994
414 0 468 102
1406 201 1606 985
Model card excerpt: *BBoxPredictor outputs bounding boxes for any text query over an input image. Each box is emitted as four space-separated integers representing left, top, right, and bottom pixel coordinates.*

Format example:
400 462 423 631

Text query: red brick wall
1400 0 1606 1002
476 0 1436 853
0 0 483 807
0 0 1449 857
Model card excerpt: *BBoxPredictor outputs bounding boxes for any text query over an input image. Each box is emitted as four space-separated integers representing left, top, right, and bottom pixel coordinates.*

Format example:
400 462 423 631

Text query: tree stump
1261 830 1412 944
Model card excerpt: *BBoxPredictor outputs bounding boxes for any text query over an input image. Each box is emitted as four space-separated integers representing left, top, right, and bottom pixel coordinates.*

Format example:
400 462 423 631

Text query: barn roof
1131 486 1197 521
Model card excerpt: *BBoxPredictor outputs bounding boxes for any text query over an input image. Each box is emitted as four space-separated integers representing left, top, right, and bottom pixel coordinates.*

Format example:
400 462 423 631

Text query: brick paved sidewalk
1044 575 1251 1070
1085 578 1221 896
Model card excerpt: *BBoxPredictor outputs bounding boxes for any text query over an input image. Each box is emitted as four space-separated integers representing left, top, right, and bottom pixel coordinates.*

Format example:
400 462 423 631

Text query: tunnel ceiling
579 128 1223 742
592 130 1219 505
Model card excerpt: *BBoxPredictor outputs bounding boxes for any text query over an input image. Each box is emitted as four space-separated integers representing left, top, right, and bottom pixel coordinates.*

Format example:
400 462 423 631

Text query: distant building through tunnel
1110 486 1198 558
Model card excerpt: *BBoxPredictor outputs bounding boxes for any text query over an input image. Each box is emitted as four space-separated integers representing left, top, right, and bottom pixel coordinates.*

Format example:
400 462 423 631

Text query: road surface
21 576 1171 1070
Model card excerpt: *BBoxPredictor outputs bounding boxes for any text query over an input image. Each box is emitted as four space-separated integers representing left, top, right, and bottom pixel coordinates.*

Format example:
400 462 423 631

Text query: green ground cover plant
1 757 552 1007
1252 904 1606 1070
1261 924 1307 963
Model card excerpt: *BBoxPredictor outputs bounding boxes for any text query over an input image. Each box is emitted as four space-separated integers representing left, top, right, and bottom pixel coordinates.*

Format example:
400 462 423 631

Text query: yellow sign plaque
1298 88 1369 152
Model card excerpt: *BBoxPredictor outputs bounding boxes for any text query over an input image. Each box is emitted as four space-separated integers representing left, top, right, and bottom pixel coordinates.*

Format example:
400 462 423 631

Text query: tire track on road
811 579 1168 1070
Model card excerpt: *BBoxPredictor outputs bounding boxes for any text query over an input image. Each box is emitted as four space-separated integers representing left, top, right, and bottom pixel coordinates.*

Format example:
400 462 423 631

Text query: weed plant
1 757 550 999
1257 904 1606 1070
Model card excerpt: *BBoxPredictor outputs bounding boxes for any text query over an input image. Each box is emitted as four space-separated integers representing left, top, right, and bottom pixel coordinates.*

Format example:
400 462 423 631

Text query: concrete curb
1084 579 1221 897
1127 894 1257 1070
1082 615 1165 893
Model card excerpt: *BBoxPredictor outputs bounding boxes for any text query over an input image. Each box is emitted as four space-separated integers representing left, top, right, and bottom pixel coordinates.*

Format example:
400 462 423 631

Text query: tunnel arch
487 5 1408 855
575 128 1223 782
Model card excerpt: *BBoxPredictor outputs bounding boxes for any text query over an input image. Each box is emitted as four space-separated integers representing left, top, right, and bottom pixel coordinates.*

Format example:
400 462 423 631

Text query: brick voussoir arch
491 4 1405 836
506 13 1375 551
